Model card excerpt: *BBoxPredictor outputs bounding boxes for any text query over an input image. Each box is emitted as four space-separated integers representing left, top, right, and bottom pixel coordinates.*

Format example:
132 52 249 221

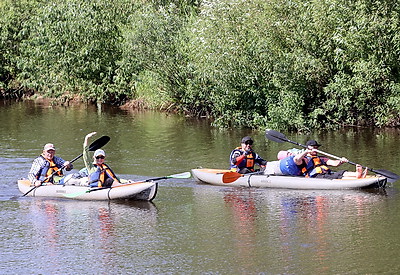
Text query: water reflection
13 199 158 273
269 189 388 272
28 200 64 273
223 188 257 271
200 187 390 273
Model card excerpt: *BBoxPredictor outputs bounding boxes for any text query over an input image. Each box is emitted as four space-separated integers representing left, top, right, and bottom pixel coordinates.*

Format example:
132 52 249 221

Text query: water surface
1 100 400 274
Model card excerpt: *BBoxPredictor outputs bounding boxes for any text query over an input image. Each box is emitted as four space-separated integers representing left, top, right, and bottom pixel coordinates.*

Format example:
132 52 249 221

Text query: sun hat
94 149 106 157
43 143 56 151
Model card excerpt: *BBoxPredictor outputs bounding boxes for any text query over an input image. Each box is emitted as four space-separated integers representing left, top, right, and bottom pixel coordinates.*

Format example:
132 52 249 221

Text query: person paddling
302 140 367 179
83 132 121 187
28 143 73 186
265 143 367 179
229 136 267 174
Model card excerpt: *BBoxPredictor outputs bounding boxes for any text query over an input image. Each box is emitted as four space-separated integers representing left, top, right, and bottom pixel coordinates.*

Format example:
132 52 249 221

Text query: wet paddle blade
167 172 191 179
371 169 400 183
222 171 243 183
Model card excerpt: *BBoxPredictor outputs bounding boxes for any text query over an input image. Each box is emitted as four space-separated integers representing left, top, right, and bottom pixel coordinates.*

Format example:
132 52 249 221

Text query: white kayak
191 168 387 190
17 179 158 201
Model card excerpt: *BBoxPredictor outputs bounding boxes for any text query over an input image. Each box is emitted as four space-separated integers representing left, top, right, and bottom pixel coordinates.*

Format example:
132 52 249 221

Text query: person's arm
83 132 97 172
28 157 42 186
54 156 73 171
230 150 245 165
293 150 309 165
254 153 267 167
326 157 348 167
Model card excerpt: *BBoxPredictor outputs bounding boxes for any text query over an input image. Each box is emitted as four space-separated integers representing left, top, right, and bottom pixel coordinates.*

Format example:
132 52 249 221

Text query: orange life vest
90 163 119 187
231 147 255 172
302 156 331 177
39 155 63 182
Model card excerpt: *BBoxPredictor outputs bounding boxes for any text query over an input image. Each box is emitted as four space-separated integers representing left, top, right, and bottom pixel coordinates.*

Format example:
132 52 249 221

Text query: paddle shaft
145 176 169 182
314 149 357 166
266 129 361 166
144 172 191 181
277 136 367 168
22 162 72 197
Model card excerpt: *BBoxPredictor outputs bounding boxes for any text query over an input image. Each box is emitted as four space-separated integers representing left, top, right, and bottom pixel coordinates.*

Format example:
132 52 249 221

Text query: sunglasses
245 141 253 145
96 156 105 159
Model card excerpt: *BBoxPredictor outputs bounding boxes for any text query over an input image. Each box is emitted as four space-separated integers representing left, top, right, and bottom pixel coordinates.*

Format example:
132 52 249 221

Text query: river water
1 100 400 274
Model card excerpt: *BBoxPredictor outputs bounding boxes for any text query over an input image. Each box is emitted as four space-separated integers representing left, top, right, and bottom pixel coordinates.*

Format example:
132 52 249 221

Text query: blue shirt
279 156 303 176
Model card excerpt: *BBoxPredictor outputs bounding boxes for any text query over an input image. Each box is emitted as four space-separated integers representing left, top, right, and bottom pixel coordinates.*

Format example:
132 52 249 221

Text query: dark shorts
314 170 346 179
238 168 254 174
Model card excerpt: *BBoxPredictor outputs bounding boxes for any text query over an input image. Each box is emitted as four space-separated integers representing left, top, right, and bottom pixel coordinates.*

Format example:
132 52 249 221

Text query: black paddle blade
371 169 400 183
265 129 288 143
89 136 110 151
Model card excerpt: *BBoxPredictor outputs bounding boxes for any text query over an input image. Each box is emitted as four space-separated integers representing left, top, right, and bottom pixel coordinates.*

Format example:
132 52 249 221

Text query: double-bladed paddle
63 171 192 198
22 136 111 197
265 129 400 183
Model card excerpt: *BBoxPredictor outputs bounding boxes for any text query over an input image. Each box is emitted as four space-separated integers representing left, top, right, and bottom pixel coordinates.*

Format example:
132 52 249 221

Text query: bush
15 0 137 103
2 0 400 130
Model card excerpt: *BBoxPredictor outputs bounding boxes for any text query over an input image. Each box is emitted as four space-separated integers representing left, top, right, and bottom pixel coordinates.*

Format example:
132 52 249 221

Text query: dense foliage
1 0 400 130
